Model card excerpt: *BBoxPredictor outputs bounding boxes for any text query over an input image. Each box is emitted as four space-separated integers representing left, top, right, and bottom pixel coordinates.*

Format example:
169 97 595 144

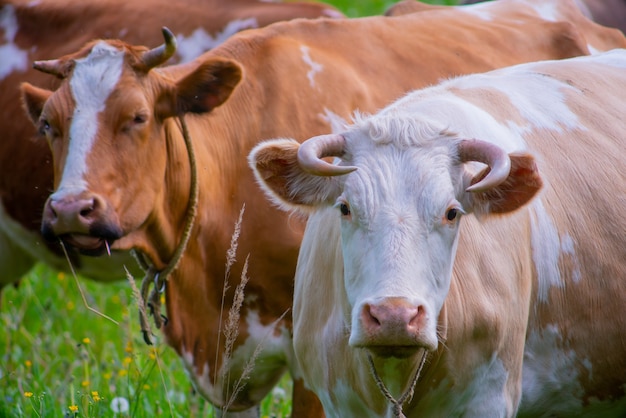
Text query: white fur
175 19 258 64
54 42 125 199
181 309 291 409
300 44 323 89
0 5 29 80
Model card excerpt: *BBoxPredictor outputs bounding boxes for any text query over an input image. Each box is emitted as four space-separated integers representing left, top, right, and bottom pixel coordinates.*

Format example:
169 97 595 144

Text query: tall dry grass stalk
59 240 118 324
217 204 290 414
215 204 246 385
222 309 289 413
221 255 250 407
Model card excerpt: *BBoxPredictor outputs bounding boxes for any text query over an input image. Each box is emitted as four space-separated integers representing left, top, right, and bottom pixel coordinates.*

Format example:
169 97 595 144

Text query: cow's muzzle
351 297 436 358
41 193 123 256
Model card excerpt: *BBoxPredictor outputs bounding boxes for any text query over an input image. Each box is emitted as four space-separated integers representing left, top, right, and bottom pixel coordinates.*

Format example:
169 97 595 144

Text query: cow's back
210 0 625 137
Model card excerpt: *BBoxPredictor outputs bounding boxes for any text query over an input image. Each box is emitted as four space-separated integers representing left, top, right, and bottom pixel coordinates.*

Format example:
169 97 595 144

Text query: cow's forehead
342 124 458 217
52 42 125 198
70 42 126 107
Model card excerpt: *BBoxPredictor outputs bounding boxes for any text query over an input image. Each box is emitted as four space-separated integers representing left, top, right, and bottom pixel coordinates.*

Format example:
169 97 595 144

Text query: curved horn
140 27 177 70
33 59 74 79
297 134 357 176
458 139 511 192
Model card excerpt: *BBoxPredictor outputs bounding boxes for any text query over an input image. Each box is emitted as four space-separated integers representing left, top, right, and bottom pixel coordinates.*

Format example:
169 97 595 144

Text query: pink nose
359 297 427 352
42 195 102 236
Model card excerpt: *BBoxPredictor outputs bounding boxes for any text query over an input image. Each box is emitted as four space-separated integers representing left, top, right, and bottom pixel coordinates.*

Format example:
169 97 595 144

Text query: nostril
363 303 382 328
48 200 59 219
79 204 94 218
408 305 426 329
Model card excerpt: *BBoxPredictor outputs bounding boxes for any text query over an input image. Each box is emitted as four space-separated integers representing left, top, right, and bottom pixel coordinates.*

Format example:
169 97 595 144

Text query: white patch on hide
300 44 323 88
175 18 258 64
0 5 29 80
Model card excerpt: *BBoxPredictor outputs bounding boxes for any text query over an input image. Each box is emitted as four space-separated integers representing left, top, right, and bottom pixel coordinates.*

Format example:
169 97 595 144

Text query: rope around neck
366 350 428 418
136 114 199 345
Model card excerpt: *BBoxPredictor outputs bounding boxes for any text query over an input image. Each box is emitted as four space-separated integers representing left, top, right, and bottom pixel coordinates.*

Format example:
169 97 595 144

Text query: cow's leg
291 378 325 417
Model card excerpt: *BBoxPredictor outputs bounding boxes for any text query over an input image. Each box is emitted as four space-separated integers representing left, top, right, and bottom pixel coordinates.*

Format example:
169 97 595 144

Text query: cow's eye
446 208 458 222
40 119 51 134
133 114 147 124
444 204 464 224
339 203 350 216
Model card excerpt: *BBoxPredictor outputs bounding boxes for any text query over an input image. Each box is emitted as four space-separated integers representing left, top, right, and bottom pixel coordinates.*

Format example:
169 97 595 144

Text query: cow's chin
365 346 422 359
60 234 110 256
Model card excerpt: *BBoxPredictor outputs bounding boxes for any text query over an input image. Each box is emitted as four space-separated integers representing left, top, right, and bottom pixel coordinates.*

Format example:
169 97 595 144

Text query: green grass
1 264 294 417
0 1 457 417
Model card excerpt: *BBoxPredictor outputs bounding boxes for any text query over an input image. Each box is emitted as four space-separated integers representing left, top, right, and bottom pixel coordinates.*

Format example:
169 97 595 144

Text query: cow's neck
130 117 198 270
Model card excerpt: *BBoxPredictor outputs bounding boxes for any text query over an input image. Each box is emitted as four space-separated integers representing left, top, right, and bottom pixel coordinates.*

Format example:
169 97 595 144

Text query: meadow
0 1 454 417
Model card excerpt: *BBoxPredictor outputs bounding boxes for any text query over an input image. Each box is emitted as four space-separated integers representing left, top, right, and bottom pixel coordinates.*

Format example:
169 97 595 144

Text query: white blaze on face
0 5 29 80
54 42 124 198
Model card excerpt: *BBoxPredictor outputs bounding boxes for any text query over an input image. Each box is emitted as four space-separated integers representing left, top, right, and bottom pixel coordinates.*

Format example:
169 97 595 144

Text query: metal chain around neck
366 350 428 418
136 114 199 345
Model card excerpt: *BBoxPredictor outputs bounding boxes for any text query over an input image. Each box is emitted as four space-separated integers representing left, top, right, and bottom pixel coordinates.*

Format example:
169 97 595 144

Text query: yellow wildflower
82 337 91 344
25 360 32 368
24 392 33 398
57 272 66 281
143 384 150 390
91 391 101 402
68 405 78 412
123 356 132 365
81 380 89 388
66 301 75 311
118 369 128 377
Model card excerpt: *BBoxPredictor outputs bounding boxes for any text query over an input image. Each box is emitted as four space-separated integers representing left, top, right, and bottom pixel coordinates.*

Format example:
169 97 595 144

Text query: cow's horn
33 59 74 79
458 139 511 192
297 134 357 176
140 27 177 70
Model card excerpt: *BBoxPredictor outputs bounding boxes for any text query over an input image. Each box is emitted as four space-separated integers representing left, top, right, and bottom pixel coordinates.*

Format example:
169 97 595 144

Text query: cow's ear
249 138 342 214
467 152 543 215
21 83 53 125
157 57 243 118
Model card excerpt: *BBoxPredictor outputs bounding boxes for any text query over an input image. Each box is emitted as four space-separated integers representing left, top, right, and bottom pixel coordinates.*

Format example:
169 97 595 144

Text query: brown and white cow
0 0 342 292
250 49 626 417
19 0 626 415
434 0 626 34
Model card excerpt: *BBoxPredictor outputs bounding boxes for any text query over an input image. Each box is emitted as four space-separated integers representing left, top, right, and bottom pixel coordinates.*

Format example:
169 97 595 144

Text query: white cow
249 49 626 417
